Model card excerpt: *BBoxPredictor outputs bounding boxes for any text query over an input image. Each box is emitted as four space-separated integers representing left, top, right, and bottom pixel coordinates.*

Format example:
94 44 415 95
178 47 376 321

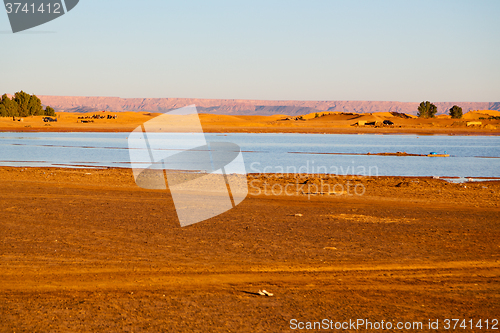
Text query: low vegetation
0 91 55 117
449 105 463 119
417 101 437 118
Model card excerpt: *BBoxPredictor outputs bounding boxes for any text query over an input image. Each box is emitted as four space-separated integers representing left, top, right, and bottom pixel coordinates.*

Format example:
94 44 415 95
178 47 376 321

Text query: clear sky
1 0 499 102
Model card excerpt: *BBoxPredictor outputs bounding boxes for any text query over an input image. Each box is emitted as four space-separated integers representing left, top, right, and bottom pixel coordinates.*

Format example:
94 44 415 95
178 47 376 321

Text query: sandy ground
1 111 499 135
0 167 499 332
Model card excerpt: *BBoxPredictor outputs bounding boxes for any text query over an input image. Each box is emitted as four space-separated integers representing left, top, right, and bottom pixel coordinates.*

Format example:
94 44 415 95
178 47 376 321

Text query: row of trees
417 101 463 119
0 91 55 117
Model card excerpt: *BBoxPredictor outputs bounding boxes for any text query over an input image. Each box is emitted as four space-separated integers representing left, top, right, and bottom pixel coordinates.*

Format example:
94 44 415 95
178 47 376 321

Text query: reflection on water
0 132 499 178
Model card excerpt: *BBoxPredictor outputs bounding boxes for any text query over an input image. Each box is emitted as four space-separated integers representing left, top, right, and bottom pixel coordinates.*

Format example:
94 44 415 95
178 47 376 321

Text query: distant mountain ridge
37 95 500 116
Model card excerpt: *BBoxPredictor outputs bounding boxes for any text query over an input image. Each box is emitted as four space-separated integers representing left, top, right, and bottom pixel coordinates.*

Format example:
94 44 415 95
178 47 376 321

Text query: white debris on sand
258 290 274 297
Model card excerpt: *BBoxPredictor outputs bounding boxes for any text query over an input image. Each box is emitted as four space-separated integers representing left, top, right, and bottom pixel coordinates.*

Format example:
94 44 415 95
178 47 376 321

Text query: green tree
28 94 44 116
0 92 49 117
14 91 31 117
1 94 19 117
417 101 437 118
44 106 56 116
449 105 463 119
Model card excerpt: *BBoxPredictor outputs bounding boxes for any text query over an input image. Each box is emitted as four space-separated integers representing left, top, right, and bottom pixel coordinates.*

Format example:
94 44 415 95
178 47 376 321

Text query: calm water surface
1 132 499 178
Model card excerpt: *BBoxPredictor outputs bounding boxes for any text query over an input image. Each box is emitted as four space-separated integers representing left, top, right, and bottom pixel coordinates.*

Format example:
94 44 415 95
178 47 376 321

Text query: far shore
1 110 499 135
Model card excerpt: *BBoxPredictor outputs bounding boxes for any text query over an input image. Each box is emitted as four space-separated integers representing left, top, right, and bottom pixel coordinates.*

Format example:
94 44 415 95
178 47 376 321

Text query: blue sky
1 0 499 102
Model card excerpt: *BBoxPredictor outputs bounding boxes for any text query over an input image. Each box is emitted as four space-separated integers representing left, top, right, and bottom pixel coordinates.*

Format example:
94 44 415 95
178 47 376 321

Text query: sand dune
372 111 394 118
1 110 499 135
350 114 384 123
463 110 500 119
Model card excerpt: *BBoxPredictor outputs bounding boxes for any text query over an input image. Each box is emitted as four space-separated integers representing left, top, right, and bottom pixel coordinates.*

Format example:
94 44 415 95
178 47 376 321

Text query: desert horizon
2 108 500 135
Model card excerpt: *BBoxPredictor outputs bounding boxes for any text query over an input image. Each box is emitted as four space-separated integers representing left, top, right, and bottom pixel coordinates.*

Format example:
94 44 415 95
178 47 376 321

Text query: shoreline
2 165 500 189
1 126 499 136
2 166 500 181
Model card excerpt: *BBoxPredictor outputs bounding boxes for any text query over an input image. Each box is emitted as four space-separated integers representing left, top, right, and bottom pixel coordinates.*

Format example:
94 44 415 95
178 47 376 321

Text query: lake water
1 132 499 178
